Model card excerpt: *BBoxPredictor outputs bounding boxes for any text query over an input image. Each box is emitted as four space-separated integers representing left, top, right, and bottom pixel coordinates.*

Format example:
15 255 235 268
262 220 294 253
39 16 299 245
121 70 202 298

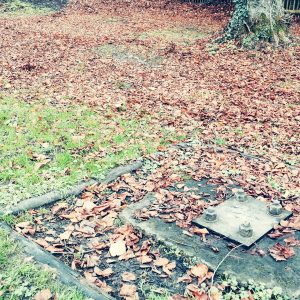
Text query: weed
214 137 226 146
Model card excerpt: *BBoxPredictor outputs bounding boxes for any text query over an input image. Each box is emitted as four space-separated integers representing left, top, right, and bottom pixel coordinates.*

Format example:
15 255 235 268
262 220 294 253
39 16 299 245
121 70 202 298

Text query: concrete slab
120 185 300 299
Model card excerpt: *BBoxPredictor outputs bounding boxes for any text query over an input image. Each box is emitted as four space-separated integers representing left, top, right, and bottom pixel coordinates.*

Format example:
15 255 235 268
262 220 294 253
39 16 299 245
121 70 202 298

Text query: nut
204 207 217 222
269 200 282 216
239 222 253 237
235 189 247 202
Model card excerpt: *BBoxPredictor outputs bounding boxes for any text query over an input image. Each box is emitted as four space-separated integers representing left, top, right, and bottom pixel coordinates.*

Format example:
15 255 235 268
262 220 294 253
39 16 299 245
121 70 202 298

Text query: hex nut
204 207 217 222
235 189 247 202
269 200 283 216
239 222 253 237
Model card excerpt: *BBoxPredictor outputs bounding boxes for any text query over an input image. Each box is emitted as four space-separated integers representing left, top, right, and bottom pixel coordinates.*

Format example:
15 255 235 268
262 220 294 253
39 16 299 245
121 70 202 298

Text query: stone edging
2 161 143 215
0 222 115 300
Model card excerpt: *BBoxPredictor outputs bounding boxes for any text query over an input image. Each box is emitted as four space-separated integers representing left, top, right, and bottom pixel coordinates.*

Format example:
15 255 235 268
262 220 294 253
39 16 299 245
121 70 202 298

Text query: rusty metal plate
193 191 292 247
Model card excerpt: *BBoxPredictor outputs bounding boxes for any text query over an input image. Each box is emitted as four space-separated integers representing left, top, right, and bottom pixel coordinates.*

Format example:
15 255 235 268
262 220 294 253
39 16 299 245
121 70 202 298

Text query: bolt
235 189 247 202
269 200 283 216
204 207 217 222
239 222 253 237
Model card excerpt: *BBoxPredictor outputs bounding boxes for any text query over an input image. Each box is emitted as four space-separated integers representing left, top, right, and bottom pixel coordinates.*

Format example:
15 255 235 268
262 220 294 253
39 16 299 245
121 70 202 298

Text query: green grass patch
0 0 54 15
0 229 85 299
94 43 163 66
0 96 185 206
139 26 209 45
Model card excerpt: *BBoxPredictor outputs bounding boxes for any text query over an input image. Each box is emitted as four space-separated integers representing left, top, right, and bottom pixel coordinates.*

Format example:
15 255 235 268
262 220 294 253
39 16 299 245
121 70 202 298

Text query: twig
166 237 195 249
208 243 243 300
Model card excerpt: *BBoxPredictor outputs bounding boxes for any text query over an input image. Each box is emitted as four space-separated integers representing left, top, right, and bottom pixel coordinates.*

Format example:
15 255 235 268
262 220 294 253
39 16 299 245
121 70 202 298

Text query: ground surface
0 0 299 299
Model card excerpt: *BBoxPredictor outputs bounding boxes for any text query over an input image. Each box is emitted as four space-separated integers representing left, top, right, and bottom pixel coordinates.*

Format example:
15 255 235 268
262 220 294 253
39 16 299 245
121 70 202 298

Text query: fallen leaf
94 267 113 277
59 230 72 240
210 286 221 300
269 243 295 261
192 227 209 241
120 284 137 296
34 289 52 300
109 240 127 257
35 238 50 248
190 263 208 278
153 257 169 267
122 272 136 282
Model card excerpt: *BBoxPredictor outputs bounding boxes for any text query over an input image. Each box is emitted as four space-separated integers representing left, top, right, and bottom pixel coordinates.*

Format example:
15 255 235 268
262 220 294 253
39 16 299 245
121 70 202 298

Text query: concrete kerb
120 193 300 299
0 222 114 300
1 161 143 215
0 161 143 300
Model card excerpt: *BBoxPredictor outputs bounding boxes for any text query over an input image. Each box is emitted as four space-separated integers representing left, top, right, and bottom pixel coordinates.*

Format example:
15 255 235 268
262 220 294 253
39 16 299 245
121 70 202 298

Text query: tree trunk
222 0 290 48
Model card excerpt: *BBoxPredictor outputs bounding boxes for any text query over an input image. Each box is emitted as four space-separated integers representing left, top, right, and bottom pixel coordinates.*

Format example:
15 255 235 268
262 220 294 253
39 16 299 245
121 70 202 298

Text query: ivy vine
222 0 249 41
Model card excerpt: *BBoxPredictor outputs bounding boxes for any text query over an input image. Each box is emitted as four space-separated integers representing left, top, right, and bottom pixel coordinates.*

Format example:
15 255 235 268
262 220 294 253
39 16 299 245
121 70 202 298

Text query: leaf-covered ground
0 1 299 205
0 0 300 299
17 143 298 299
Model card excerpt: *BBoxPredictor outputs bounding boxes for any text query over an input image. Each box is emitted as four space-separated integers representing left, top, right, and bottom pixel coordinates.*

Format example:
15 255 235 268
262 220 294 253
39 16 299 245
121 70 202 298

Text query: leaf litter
17 142 299 298
3 0 300 298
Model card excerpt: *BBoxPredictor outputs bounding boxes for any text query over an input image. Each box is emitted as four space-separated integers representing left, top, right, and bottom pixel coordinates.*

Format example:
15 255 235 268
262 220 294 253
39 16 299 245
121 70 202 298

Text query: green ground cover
0 229 86 300
0 96 183 206
0 0 53 15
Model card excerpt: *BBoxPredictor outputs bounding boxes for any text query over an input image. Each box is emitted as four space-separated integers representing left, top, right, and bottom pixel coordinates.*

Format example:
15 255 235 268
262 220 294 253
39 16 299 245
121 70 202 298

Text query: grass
0 96 185 206
0 0 54 15
0 229 85 300
139 26 209 45
94 43 163 66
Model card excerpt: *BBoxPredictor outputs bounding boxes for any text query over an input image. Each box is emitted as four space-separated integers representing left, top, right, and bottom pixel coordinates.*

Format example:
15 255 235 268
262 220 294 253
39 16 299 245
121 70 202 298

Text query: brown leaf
269 243 295 261
186 284 208 300
46 245 64 253
137 255 153 264
192 227 209 241
94 267 113 277
190 263 208 279
35 238 50 248
122 272 136 282
210 286 221 300
16 221 31 228
284 236 300 247
120 284 137 296
177 274 192 283
166 261 176 270
34 289 52 300
153 257 169 267
59 230 72 240
109 239 127 257
84 271 97 283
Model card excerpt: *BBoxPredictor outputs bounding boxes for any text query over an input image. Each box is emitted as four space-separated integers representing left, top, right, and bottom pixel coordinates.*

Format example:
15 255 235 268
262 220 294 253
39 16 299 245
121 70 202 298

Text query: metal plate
193 194 292 247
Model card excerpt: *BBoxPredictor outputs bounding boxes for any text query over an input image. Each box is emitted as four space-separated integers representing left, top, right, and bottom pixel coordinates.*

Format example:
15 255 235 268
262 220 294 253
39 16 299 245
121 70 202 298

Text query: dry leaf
34 289 52 300
153 257 169 267
94 267 113 277
122 272 136 282
190 263 208 278
109 240 127 257
35 239 50 248
120 284 137 296
269 243 295 261
59 230 72 240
